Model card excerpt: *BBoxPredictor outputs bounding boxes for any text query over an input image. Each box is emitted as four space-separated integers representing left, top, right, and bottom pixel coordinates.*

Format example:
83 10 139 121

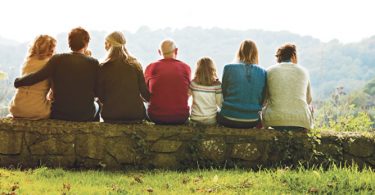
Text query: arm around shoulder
14 56 56 88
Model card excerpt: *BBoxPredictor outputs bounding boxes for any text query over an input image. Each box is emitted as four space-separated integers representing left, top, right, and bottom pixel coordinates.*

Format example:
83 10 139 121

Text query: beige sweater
9 57 51 120
262 62 313 129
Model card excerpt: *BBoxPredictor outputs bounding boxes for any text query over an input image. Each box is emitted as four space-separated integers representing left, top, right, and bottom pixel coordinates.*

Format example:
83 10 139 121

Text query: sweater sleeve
221 66 228 98
262 71 268 106
138 68 151 102
93 60 100 98
144 64 152 89
216 87 223 108
306 80 312 104
14 55 56 88
97 66 105 102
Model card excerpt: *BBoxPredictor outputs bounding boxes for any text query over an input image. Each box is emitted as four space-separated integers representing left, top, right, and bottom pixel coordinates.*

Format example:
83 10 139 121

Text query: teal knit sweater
220 63 267 120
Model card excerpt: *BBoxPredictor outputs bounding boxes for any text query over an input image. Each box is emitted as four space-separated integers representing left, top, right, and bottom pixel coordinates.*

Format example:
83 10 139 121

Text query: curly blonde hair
27 35 56 60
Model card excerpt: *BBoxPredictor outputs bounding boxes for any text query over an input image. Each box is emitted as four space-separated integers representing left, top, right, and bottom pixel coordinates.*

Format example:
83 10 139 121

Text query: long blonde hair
27 35 56 60
104 31 142 71
193 57 219 86
236 40 259 64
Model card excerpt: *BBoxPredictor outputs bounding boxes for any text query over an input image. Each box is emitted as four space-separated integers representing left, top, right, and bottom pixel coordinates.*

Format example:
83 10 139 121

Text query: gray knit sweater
262 62 313 129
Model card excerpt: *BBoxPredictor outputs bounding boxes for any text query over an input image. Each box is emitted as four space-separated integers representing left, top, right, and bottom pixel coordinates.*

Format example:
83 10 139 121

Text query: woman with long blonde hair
9 35 56 119
98 31 150 123
218 40 267 128
189 57 222 125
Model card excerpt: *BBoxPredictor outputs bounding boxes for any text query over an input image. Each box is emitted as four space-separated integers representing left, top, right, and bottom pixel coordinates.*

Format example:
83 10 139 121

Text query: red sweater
145 58 191 122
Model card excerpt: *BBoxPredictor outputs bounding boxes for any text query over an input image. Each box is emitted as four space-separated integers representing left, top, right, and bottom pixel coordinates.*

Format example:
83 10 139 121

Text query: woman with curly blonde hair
9 35 56 119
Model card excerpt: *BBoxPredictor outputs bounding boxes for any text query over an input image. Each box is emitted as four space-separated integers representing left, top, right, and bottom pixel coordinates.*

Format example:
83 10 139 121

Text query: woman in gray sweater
262 43 313 130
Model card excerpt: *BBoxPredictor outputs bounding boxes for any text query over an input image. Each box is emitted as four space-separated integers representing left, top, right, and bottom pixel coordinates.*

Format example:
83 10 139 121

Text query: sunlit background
1 0 375 117
1 0 374 43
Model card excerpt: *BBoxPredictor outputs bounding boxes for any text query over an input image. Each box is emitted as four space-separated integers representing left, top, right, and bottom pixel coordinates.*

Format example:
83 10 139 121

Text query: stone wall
0 118 374 169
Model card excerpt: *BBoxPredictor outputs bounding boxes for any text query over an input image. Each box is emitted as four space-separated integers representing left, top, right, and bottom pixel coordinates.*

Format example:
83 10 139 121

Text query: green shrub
315 100 373 132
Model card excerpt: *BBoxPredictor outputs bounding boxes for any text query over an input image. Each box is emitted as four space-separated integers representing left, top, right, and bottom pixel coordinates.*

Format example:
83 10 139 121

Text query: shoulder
85 55 99 65
252 64 266 72
175 59 191 70
223 63 241 72
295 64 309 72
99 60 114 69
266 64 281 72
224 63 241 68
145 61 157 71
295 64 310 78
48 53 66 61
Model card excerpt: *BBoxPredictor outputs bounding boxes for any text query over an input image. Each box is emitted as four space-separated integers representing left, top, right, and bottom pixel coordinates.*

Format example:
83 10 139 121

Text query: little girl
9 35 56 120
189 57 222 125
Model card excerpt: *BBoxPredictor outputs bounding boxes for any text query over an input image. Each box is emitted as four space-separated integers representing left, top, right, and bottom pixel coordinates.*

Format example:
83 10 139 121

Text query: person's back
145 39 191 124
49 53 98 120
220 64 266 119
14 27 100 122
98 31 150 123
146 59 191 123
263 43 313 130
10 58 51 119
99 59 149 121
218 40 266 128
9 35 56 120
189 57 222 125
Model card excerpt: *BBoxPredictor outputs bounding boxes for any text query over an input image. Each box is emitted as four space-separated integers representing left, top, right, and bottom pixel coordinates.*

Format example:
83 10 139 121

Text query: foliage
364 78 375 96
315 94 374 132
0 70 7 80
0 166 374 194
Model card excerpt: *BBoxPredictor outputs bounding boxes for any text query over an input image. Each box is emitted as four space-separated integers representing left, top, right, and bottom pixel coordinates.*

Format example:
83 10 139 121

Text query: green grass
0 165 374 194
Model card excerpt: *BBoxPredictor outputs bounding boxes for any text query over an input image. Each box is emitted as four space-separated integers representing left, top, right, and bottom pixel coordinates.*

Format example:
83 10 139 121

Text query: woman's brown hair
236 40 259 64
193 57 219 86
276 43 297 63
27 35 56 60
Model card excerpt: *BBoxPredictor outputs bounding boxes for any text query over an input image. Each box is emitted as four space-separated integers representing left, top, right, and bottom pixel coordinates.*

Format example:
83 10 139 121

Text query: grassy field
0 165 374 194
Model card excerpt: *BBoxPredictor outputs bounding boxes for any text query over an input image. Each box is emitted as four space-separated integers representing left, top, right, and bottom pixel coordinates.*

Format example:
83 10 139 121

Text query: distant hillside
1 27 375 105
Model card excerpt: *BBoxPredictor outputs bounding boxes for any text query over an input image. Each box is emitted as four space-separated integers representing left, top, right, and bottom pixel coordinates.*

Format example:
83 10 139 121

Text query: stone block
151 140 182 153
76 134 105 159
199 138 226 161
0 130 23 155
231 143 261 161
316 143 343 157
106 137 138 164
345 138 374 157
151 154 178 169
29 137 74 155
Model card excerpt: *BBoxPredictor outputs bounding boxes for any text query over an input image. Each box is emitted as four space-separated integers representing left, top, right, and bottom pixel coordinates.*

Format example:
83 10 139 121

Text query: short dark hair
276 43 296 63
68 27 90 51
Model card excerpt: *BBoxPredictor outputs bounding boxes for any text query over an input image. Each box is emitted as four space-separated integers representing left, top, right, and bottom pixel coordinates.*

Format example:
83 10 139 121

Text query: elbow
14 78 21 88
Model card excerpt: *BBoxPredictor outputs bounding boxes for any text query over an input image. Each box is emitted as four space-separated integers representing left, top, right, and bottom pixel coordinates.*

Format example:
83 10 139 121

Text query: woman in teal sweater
218 40 267 128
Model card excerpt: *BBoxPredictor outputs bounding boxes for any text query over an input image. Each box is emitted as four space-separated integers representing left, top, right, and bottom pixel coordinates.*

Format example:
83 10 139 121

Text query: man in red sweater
145 39 191 124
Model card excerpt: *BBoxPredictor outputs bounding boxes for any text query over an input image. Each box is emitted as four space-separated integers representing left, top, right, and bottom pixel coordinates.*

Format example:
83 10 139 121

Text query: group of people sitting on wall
9 27 314 131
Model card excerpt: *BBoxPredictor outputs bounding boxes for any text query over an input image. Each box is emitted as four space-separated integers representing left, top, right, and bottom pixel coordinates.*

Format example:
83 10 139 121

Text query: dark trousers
217 113 259 129
147 113 188 125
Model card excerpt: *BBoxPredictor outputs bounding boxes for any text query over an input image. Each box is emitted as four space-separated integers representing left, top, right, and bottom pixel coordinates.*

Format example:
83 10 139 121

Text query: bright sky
1 0 374 43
